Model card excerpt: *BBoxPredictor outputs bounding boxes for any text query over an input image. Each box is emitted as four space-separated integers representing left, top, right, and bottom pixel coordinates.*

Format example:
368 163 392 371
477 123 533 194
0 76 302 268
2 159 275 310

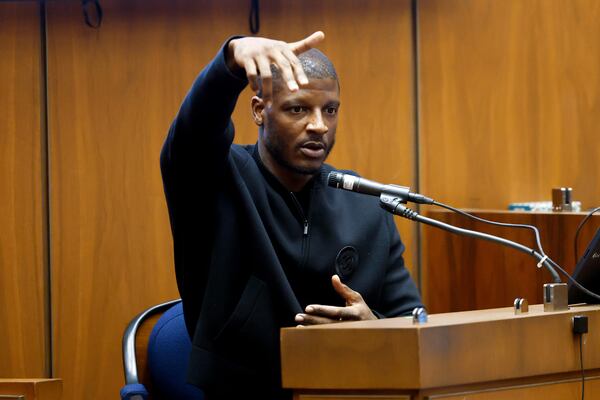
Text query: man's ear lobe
251 96 265 126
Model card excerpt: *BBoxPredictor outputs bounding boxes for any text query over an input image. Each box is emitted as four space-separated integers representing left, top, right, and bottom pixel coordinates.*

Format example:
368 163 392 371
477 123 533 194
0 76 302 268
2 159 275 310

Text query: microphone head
328 171 343 188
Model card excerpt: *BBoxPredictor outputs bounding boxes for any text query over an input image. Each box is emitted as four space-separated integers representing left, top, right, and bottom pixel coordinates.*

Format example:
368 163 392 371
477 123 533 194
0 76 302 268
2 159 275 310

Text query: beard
263 132 335 175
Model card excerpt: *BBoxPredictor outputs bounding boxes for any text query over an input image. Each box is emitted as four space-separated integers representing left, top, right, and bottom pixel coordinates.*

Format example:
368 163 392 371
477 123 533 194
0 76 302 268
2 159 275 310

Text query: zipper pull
303 220 309 236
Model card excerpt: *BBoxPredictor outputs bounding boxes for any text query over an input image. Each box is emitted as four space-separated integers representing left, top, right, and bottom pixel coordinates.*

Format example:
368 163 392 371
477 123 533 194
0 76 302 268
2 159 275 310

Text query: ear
251 96 265 126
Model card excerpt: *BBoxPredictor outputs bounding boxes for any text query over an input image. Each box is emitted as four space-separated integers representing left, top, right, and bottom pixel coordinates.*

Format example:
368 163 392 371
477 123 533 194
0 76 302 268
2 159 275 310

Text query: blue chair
121 299 204 400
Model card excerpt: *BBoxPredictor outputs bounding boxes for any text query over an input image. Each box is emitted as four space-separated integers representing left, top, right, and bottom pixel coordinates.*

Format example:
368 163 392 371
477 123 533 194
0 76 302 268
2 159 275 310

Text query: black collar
249 143 326 195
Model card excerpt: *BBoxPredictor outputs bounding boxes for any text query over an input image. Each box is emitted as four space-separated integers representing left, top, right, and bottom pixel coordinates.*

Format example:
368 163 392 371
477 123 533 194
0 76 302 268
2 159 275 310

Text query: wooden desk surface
0 379 62 400
281 304 600 390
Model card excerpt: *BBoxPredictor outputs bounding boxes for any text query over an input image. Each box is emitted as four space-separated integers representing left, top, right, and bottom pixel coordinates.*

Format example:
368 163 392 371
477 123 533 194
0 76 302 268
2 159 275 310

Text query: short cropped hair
257 48 338 97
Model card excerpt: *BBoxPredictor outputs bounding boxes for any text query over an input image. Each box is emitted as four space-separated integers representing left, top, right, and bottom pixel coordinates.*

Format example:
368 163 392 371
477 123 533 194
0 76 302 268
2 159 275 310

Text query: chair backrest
147 301 203 399
121 300 203 400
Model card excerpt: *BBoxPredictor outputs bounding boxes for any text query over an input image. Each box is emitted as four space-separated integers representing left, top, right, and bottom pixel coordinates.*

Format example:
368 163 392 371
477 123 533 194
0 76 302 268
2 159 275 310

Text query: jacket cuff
219 35 248 82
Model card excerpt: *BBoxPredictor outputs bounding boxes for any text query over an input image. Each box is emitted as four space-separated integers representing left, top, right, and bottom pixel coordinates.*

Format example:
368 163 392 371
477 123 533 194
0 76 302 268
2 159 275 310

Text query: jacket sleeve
161 37 247 188
374 214 424 318
159 38 248 335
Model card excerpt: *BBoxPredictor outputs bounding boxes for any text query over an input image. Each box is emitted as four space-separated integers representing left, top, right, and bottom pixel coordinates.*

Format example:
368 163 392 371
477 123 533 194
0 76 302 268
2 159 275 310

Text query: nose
307 109 328 135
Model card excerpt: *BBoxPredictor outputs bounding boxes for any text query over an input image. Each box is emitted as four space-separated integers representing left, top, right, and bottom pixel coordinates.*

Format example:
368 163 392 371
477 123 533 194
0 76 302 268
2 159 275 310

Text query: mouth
299 141 326 158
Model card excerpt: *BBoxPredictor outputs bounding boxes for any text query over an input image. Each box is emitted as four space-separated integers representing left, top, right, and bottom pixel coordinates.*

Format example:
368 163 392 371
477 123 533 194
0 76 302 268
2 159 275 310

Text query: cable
249 0 260 34
81 0 103 28
427 202 594 399
399 200 600 296
574 207 600 264
433 202 600 301
384 200 562 282
580 334 585 400
433 201 548 259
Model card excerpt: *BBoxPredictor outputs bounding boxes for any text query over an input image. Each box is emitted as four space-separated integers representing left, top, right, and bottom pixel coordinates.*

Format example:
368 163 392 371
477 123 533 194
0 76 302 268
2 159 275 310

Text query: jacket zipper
289 192 310 269
289 193 309 236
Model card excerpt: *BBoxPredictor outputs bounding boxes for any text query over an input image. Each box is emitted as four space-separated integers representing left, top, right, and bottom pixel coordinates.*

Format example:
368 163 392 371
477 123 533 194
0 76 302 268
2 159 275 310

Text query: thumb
331 275 360 305
289 31 325 55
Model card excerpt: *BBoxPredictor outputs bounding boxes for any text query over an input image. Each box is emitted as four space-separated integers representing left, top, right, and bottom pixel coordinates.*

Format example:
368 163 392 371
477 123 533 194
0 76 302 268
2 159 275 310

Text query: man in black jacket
160 31 423 400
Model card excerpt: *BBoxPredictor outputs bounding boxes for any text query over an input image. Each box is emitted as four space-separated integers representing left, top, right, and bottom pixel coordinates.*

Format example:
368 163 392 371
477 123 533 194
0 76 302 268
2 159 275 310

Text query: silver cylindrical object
412 307 428 324
552 187 573 211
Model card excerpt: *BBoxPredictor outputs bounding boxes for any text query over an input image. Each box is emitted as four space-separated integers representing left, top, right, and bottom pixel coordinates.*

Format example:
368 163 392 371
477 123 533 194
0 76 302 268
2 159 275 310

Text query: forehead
273 78 340 104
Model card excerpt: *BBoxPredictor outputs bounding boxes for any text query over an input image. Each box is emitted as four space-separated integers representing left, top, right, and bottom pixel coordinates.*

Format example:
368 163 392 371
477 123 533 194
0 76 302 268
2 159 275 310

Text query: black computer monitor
568 227 600 305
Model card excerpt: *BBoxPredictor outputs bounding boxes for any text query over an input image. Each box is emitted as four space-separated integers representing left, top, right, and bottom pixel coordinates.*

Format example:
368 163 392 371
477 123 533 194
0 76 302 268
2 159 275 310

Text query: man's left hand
294 275 377 326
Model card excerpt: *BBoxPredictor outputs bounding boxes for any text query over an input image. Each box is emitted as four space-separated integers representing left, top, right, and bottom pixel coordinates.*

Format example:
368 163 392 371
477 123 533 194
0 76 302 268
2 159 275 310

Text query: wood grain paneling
281 304 600 395
45 1 238 398
427 377 600 400
46 1 415 399
0 379 62 400
422 210 600 313
0 2 47 378
297 395 410 400
48 0 412 399
419 0 600 210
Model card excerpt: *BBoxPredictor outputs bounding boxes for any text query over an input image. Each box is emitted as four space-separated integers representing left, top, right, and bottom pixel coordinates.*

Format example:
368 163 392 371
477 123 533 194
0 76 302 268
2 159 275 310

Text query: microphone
327 171 434 205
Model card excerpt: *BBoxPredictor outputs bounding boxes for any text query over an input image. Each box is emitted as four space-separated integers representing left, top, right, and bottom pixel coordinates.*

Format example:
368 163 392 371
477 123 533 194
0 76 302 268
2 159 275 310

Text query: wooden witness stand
0 379 62 400
280 304 600 400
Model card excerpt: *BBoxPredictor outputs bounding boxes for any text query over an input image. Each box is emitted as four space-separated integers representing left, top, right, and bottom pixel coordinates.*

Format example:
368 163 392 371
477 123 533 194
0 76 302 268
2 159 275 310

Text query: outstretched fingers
331 274 362 305
283 48 309 86
255 55 273 103
243 59 259 92
228 32 325 101
295 305 354 326
289 31 325 55
271 52 299 92
294 276 376 326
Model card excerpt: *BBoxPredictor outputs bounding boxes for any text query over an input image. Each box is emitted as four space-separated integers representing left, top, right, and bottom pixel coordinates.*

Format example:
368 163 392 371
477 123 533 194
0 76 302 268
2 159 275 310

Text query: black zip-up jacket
160 40 423 398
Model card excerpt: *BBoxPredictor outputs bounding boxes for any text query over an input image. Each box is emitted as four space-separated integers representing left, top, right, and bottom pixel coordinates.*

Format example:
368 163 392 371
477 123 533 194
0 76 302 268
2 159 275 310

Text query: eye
289 106 305 114
325 106 338 115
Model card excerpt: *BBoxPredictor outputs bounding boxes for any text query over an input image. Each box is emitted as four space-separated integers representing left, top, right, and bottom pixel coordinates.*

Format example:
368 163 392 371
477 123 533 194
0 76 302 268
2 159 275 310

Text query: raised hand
295 275 377 326
226 31 325 103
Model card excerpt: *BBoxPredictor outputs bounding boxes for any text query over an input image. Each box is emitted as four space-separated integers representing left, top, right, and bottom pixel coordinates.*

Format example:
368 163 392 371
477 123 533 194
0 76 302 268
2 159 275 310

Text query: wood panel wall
418 0 600 313
45 1 226 398
419 0 600 210
6 1 600 399
0 1 48 378
45 1 414 399
422 210 600 313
